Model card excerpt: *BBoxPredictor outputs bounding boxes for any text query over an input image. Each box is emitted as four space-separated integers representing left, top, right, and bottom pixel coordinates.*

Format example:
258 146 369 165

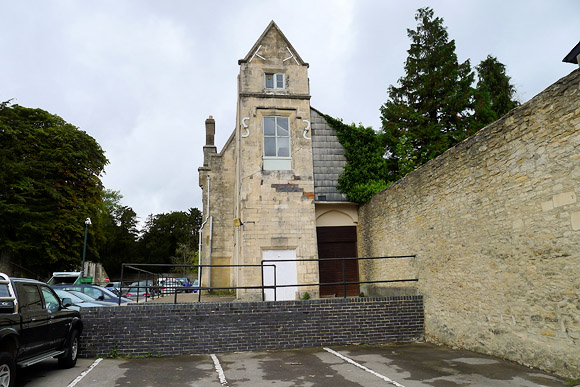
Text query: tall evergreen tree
380 7 474 181
473 55 520 130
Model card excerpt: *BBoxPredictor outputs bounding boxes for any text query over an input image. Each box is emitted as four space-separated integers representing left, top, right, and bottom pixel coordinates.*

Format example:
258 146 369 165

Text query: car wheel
58 330 79 368
0 352 15 387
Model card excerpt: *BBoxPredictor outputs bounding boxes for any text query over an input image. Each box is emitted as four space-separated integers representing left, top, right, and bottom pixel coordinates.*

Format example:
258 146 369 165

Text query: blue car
52 284 133 304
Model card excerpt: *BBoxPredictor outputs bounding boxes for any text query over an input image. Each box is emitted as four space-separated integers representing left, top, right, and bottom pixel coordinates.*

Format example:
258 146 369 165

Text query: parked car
52 284 133 305
123 287 150 298
174 277 198 293
68 290 111 305
191 279 200 293
179 278 199 293
53 289 108 310
157 278 182 295
127 280 158 296
103 281 122 296
0 272 83 387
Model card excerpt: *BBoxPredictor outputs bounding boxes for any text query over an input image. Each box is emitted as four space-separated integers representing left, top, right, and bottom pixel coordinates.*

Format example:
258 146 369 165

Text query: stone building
198 23 579 377
198 21 358 301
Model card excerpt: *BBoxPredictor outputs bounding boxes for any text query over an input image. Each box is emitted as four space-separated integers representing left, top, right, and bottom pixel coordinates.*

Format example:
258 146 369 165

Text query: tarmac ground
15 342 569 387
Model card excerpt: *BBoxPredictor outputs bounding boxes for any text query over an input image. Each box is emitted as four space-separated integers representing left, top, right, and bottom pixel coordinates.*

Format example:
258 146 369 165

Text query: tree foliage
324 115 388 203
380 8 519 183
139 208 202 267
380 7 475 182
96 190 140 277
0 104 108 277
473 55 520 130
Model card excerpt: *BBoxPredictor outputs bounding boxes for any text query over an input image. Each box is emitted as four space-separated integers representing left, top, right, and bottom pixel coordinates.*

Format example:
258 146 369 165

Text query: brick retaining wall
79 296 423 357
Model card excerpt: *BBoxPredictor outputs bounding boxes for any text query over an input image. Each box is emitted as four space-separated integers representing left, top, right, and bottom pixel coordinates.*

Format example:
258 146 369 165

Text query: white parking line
323 348 406 387
211 354 228 386
67 358 103 387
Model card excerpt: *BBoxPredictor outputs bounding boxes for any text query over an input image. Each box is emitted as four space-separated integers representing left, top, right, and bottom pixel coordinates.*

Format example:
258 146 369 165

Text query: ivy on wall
324 115 388 203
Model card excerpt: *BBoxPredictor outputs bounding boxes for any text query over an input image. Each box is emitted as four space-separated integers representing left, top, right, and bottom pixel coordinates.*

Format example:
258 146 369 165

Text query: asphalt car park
16 343 567 387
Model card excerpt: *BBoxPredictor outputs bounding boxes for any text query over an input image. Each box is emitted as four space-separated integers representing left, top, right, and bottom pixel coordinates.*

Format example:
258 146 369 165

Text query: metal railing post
261 261 265 301
274 265 277 302
198 265 203 302
343 259 347 298
119 264 125 306
136 270 141 303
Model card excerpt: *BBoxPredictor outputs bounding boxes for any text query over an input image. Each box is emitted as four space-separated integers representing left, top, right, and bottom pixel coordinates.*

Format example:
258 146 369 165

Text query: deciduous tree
0 104 108 277
138 209 202 267
96 190 140 277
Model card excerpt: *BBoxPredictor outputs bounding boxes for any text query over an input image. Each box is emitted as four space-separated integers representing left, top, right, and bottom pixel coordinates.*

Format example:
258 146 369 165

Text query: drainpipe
198 175 212 287
208 215 213 287
197 218 207 286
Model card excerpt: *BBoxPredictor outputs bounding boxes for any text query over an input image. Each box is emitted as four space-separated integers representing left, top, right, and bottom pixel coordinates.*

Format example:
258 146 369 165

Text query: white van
157 278 182 294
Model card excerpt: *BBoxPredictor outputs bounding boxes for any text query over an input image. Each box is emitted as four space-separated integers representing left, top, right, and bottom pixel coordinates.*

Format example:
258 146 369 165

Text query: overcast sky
1 1 578 227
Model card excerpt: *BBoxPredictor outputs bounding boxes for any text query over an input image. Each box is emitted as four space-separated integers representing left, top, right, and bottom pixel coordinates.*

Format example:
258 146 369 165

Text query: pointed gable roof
238 20 308 67
563 40 580 64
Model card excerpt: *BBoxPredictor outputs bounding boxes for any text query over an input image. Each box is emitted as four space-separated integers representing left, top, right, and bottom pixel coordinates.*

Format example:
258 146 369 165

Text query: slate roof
311 107 349 202
563 40 580 64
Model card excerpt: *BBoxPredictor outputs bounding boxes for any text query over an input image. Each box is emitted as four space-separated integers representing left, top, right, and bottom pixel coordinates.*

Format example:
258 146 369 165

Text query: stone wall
79 296 424 357
199 135 236 289
358 69 580 378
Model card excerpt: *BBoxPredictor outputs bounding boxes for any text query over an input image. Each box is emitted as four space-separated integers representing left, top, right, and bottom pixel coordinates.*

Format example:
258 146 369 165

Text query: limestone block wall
235 95 318 298
200 138 236 288
358 69 580 378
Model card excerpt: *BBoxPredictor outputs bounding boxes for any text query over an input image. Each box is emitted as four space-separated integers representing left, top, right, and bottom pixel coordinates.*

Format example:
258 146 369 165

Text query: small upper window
265 73 284 89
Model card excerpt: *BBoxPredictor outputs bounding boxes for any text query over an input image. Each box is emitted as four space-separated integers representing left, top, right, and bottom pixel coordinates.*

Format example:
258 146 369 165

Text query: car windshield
54 289 85 304
69 290 97 302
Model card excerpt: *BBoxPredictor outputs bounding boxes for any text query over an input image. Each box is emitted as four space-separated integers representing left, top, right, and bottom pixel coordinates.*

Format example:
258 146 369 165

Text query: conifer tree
473 55 519 130
380 7 474 181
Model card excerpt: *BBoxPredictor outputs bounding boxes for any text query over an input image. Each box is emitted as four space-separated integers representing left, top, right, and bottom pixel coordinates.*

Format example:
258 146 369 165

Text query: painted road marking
66 358 103 387
323 347 406 387
211 354 228 386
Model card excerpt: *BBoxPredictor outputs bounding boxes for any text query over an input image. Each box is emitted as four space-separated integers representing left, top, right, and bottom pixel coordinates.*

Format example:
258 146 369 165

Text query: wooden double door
316 226 359 297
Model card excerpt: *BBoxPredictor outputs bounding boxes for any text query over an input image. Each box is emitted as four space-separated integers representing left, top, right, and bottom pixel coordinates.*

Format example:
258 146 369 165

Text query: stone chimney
205 115 215 146
203 115 217 167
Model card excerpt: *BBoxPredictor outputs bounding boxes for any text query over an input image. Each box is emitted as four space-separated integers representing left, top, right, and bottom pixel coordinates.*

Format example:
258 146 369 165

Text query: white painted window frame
263 116 291 170
265 72 285 90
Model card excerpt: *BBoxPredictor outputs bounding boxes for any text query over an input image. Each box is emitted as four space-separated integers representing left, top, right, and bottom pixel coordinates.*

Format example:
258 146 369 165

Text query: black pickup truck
0 272 83 387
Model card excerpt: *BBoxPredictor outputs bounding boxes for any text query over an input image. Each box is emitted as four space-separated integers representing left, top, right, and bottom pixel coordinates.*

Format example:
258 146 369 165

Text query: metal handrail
118 255 417 304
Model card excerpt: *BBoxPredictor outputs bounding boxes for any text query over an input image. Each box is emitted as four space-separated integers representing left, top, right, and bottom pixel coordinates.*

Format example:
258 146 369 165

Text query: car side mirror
61 298 73 308
97 295 104 301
